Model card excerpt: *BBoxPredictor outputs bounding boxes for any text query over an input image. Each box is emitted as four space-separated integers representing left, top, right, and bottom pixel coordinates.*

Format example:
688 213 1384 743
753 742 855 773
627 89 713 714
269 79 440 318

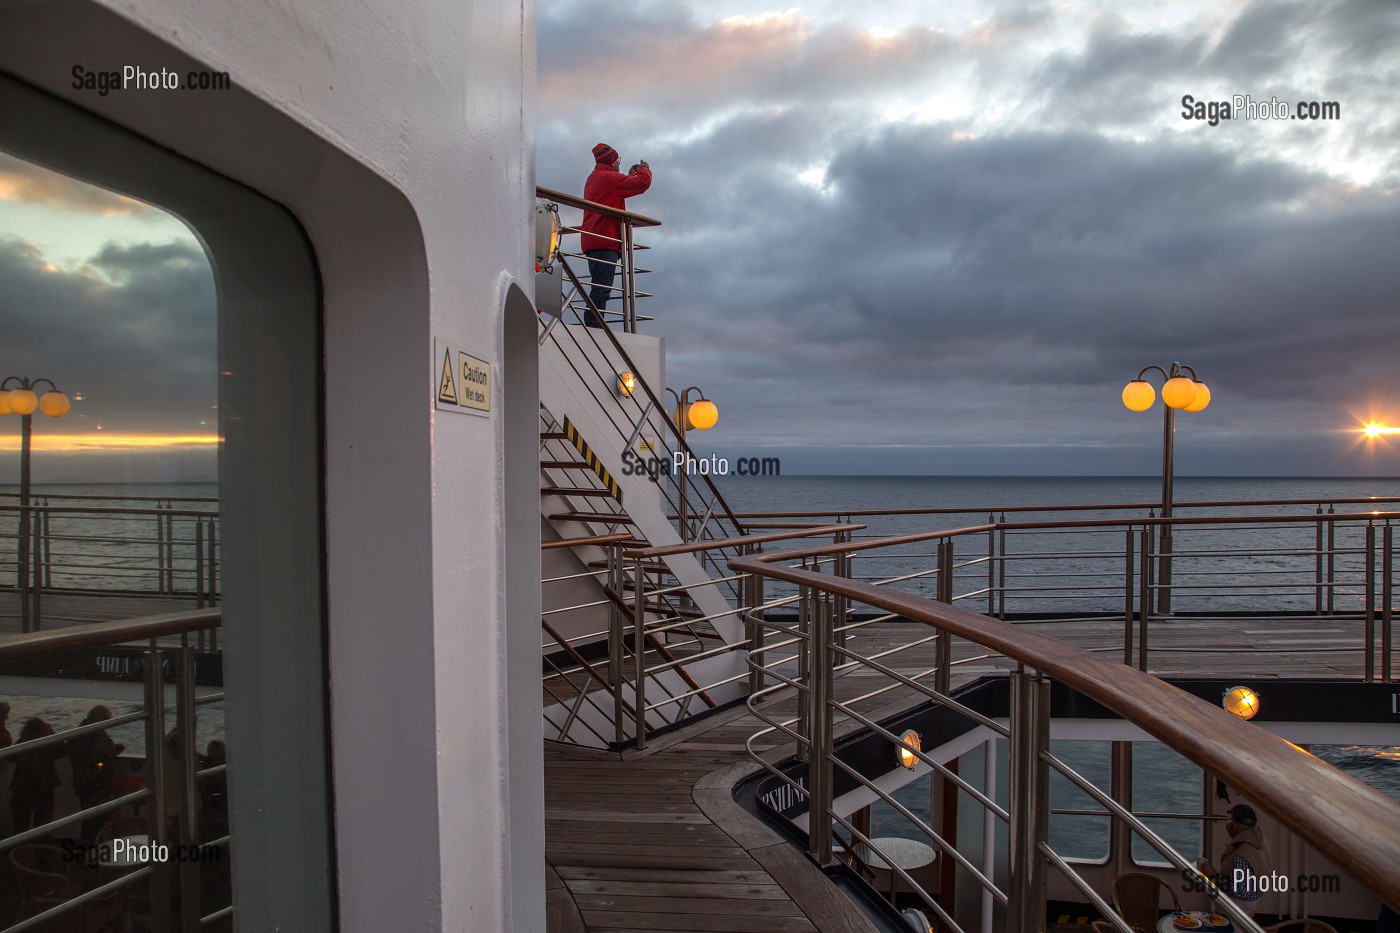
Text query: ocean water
713 476 1400 858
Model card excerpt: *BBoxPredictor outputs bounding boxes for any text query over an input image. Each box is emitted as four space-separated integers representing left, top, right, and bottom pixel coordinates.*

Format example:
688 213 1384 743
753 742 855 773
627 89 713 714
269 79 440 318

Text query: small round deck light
1223 685 1259 720
39 391 71 418
1121 380 1155 412
897 729 922 769
1162 375 1199 410
1184 381 1211 412
0 390 11 415
7 387 38 416
617 371 637 397
680 398 718 431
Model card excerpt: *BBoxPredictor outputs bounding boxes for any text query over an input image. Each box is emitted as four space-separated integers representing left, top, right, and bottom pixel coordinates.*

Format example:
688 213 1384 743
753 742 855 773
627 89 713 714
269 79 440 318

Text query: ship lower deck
542 614 1375 933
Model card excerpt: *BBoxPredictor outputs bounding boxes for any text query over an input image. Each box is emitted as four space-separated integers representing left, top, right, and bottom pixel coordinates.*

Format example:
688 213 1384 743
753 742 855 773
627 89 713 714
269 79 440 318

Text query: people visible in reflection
68 704 126 840
10 717 62 835
1196 803 1273 917
0 700 12 748
581 142 652 327
199 739 228 842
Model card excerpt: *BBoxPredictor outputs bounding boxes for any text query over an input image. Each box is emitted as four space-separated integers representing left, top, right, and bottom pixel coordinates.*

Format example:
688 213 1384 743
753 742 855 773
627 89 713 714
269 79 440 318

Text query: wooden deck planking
546 614 1377 932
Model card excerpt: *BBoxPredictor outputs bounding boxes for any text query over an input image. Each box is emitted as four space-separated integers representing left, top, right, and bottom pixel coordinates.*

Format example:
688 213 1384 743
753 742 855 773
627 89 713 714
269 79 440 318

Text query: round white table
854 837 936 900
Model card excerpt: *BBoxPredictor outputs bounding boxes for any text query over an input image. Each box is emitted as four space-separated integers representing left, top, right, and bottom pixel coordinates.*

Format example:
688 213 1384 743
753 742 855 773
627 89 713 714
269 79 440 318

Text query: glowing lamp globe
897 729 922 769
1162 376 1198 410
7 388 38 416
1183 381 1211 412
39 392 71 418
1223 686 1259 720
0 390 11 416
1122 380 1155 412
617 371 637 397
686 399 718 431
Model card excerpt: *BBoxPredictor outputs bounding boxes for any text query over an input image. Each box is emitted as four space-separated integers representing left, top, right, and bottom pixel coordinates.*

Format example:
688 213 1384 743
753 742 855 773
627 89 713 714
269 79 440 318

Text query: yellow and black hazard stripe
562 417 622 505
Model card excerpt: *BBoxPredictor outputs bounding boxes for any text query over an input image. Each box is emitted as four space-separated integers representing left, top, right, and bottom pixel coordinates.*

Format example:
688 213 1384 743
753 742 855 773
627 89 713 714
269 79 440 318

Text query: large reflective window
0 74 331 931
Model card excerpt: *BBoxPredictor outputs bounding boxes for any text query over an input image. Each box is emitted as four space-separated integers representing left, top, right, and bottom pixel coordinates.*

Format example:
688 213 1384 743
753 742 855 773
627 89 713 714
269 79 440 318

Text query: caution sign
562 417 622 505
433 339 491 416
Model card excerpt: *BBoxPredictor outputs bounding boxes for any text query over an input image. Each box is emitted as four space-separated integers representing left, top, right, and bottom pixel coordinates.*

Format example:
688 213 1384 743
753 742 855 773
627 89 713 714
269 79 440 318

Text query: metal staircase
535 187 754 748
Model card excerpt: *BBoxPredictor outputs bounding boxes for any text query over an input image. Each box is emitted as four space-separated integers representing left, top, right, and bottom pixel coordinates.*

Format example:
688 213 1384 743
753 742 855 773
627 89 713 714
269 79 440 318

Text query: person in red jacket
581 142 651 326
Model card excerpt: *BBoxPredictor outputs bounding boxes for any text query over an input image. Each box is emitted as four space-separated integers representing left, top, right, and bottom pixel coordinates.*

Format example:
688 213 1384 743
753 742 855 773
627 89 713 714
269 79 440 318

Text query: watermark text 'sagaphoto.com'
1181 94 1340 126
73 65 232 96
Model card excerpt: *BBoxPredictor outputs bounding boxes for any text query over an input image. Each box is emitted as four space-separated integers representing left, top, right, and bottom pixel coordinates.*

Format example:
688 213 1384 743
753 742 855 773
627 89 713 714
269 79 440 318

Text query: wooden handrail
541 532 636 551
728 549 1400 907
0 607 221 660
536 185 661 228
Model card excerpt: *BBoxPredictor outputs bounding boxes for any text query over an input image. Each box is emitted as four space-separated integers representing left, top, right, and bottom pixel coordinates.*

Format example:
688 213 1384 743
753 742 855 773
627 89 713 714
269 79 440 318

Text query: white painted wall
0 0 540 929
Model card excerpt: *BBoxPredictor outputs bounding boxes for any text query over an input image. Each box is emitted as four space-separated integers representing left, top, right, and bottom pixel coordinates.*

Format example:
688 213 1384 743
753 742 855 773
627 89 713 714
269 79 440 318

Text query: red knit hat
592 143 619 164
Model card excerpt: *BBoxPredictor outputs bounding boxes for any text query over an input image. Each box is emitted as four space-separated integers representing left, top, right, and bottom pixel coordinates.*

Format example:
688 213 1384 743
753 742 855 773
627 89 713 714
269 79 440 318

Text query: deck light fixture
1 375 72 634
1223 685 1259 720
665 386 719 543
897 729 922 769
617 371 637 397
1122 361 1211 614
534 201 561 272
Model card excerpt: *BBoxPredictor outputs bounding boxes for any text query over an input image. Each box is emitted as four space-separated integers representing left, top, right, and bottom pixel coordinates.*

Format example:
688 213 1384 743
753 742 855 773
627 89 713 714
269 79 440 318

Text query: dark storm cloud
0 235 216 433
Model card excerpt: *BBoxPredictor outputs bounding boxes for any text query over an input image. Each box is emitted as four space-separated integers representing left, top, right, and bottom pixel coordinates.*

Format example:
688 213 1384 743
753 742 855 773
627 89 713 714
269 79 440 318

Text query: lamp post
0 376 72 632
1122 362 1211 615
665 386 718 543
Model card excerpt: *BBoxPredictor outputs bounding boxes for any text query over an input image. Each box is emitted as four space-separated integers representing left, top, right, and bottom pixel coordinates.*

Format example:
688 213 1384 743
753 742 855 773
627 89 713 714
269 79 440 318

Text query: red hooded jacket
581 162 652 253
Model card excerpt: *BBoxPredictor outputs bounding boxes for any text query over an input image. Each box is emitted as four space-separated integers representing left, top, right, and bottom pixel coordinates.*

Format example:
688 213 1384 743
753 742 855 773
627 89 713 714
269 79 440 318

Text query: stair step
542 460 593 469
542 487 614 498
638 601 706 619
540 431 569 440
549 512 636 524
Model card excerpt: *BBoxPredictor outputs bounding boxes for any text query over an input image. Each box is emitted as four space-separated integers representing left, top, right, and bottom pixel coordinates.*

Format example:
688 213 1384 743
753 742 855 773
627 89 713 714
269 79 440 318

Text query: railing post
30 517 42 631
145 644 173 931
633 553 648 749
610 545 625 745
834 525 851 651
623 220 637 333
1007 670 1050 933
796 572 812 762
1365 523 1376 681
177 641 202 929
997 514 1007 619
1384 524 1393 683
987 514 996 617
196 520 206 610
1315 505 1325 615
936 540 952 699
744 542 766 698
807 589 835 868
1138 528 1153 672
1326 505 1336 614
1123 528 1136 667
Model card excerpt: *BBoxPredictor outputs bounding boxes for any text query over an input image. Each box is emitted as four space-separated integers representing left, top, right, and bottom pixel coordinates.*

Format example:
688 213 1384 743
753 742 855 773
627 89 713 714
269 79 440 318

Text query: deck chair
10 843 74 922
1112 871 1183 930
1265 921 1339 933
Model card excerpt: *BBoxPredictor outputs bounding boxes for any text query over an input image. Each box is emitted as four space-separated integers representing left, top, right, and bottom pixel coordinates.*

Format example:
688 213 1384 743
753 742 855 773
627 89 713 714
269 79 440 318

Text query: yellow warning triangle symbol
438 350 458 405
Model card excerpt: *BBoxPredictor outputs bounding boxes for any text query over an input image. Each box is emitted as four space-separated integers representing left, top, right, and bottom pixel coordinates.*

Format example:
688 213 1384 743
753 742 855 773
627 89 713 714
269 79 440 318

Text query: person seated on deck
1195 803 1273 918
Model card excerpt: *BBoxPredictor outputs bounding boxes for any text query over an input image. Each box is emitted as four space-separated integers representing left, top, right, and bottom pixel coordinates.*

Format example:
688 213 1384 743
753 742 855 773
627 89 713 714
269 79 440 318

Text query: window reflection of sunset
0 434 220 451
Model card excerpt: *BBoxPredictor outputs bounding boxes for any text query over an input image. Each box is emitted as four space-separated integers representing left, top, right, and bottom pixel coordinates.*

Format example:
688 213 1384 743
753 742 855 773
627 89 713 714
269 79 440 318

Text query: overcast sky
537 0 1400 475
1 0 1397 483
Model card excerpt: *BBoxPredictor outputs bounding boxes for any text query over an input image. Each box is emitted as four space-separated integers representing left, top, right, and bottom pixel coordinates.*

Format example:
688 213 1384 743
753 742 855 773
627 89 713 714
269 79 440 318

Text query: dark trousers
584 249 620 327
11 788 54 834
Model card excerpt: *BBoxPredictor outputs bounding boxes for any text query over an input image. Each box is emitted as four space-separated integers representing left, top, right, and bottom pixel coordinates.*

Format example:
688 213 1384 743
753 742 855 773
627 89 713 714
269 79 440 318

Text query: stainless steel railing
0 496 220 633
0 608 226 931
730 532 1400 933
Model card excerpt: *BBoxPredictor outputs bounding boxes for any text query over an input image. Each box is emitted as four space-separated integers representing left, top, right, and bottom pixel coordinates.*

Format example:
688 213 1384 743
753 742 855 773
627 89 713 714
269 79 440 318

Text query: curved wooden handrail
728 549 1400 907
0 607 221 660
540 532 636 551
